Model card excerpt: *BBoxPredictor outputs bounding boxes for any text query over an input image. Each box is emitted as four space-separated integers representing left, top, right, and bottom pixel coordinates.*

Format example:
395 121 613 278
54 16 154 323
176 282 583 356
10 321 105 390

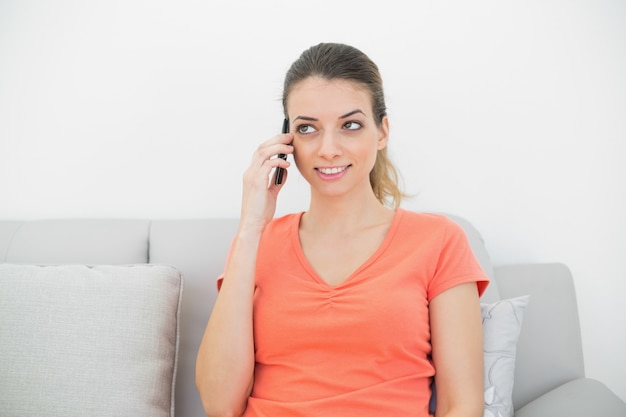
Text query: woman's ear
377 116 390 150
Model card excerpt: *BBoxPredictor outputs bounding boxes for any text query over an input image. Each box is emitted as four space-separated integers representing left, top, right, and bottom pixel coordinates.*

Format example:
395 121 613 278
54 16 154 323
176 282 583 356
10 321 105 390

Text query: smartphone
274 118 289 185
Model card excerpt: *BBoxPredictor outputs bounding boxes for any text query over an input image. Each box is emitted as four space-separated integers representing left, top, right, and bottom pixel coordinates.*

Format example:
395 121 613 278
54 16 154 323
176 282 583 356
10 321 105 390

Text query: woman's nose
317 130 342 159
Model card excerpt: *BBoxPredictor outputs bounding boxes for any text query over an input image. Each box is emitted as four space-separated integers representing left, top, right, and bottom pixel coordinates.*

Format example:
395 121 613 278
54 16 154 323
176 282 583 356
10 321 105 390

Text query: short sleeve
426 217 489 301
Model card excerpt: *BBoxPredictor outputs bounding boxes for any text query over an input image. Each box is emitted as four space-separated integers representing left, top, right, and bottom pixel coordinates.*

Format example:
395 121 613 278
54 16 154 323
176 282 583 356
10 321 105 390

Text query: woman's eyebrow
293 109 366 123
339 109 365 119
293 115 318 122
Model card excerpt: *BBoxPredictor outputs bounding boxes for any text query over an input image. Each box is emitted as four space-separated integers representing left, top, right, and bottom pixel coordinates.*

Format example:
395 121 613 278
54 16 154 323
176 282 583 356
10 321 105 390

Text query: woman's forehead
287 77 373 119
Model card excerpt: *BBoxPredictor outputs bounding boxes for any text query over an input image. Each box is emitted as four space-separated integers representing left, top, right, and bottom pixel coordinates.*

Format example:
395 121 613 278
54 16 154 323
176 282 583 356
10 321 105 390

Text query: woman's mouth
317 166 348 175
315 165 350 179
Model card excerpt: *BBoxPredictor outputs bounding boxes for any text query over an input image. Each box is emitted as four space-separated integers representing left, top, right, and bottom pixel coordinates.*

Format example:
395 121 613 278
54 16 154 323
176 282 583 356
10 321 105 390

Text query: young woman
196 42 489 417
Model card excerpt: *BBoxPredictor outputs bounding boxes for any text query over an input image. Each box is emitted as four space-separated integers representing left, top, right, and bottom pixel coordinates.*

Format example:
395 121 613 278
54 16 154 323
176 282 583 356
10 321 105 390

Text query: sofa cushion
0 264 183 417
482 295 529 417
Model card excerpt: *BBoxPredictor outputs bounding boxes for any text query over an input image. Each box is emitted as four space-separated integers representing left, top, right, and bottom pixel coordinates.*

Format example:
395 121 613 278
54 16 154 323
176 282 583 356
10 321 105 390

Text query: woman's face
286 77 389 200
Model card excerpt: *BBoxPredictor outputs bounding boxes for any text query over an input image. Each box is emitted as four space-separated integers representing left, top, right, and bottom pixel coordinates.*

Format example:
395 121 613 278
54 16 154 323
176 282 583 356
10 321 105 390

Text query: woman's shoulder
397 208 460 230
394 209 470 245
269 211 302 226
262 212 303 237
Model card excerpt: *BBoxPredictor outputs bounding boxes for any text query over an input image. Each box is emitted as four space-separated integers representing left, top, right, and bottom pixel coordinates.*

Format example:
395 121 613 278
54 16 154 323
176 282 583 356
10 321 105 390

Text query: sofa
0 215 624 417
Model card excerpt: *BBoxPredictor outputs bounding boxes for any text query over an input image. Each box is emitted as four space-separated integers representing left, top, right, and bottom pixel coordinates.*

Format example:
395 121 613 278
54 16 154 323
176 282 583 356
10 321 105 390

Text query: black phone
274 118 289 185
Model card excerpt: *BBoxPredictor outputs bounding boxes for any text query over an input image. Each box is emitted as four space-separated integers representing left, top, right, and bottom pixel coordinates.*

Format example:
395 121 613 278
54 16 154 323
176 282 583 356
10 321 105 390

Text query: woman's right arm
195 227 260 417
195 132 293 417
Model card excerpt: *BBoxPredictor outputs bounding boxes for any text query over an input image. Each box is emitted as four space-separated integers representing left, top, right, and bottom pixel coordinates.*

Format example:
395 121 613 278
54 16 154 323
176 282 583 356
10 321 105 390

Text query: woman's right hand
239 132 293 233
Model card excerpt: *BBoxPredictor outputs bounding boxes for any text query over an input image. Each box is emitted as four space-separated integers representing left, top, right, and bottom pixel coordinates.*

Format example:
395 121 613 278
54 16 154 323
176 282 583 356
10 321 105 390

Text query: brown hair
282 43 406 209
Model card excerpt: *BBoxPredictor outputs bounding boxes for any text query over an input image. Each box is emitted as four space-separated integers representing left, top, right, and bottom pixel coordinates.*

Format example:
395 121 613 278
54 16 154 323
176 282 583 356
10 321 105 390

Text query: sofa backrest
1 219 150 264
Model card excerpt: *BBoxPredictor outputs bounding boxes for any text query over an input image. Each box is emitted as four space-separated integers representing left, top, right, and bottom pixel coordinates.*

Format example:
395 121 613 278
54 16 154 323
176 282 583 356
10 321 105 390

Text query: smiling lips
316 165 350 177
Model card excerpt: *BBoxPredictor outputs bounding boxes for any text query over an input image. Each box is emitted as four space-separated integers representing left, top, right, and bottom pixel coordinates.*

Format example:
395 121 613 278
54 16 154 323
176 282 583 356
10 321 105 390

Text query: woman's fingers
252 134 293 168
238 133 294 229
247 134 293 184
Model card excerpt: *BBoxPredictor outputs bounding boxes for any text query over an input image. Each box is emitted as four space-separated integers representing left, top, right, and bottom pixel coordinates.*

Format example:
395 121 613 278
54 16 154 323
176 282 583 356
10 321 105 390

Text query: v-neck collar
290 208 405 289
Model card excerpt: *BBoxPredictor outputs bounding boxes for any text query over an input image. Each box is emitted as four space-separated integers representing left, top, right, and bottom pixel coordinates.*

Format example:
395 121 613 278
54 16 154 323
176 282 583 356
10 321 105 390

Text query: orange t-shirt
219 209 489 417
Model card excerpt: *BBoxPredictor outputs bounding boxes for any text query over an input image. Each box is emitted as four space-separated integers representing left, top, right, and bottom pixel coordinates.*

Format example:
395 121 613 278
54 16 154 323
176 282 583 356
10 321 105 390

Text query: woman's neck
302 190 395 236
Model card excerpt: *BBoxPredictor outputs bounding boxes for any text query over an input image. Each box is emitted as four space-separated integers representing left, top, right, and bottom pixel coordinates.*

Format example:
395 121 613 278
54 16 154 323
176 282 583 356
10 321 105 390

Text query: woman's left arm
430 282 484 417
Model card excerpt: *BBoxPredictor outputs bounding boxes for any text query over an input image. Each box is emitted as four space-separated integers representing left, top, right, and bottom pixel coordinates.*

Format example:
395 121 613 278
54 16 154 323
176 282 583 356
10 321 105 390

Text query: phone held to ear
274 118 289 185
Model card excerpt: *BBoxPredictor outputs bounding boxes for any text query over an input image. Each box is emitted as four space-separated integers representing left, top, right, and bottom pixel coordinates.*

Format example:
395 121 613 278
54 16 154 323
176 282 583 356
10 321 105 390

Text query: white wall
1 0 624 402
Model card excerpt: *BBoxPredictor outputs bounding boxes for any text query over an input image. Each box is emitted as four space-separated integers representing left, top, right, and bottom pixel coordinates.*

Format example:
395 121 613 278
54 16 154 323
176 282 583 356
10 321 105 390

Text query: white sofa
1 215 624 417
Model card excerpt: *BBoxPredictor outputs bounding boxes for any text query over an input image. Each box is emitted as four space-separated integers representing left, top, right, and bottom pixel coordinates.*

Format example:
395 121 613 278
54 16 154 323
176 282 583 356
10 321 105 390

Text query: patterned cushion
482 295 530 417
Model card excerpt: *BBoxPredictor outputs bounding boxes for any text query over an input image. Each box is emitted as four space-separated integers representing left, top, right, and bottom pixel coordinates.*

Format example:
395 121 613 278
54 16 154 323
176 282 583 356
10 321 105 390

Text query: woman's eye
297 124 316 134
343 121 362 130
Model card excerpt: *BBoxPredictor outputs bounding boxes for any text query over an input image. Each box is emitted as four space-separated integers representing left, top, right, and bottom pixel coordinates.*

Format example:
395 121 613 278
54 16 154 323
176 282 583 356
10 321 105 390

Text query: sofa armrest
493 263 585 409
514 378 626 417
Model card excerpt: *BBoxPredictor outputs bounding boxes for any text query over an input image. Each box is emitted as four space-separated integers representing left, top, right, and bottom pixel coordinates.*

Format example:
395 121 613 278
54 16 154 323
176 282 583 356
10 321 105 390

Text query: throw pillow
0 264 183 417
482 295 530 417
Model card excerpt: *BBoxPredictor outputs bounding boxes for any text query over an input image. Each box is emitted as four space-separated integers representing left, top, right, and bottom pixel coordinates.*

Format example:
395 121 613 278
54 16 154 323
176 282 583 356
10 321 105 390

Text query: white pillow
0 264 183 417
482 295 530 417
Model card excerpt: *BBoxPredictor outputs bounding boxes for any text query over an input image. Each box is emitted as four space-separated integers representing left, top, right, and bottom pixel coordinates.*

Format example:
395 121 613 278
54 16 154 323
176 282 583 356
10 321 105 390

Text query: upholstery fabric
0 264 183 417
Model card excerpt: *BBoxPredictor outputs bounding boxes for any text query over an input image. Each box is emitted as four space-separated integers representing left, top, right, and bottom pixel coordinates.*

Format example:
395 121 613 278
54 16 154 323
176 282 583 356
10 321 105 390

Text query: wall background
1 0 625 402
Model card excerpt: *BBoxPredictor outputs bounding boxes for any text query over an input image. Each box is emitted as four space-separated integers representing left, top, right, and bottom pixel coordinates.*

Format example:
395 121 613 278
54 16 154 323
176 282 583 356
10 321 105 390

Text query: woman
196 42 489 417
